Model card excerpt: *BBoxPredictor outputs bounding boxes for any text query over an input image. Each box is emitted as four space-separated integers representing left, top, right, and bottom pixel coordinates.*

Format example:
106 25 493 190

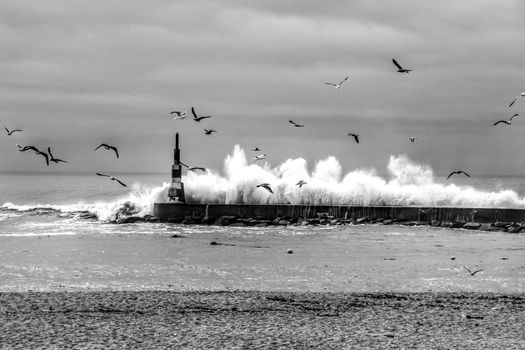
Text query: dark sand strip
1 291 524 349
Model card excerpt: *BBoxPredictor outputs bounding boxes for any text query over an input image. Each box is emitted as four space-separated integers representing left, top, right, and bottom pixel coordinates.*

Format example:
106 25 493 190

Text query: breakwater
152 203 525 232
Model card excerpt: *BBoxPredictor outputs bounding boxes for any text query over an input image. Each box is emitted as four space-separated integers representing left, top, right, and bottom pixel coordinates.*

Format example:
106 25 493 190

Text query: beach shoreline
1 290 524 349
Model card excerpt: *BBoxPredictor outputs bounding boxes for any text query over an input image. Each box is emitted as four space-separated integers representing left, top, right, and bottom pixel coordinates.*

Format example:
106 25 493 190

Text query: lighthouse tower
168 132 185 202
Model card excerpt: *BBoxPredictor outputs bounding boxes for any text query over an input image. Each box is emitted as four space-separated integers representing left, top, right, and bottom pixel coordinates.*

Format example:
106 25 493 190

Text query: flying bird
17 144 49 166
95 143 119 158
191 107 212 122
170 111 187 119
463 265 483 276
347 133 360 143
289 120 304 127
324 76 349 89
204 129 217 135
188 167 207 172
17 144 40 153
47 147 68 164
446 170 471 180
493 113 519 126
254 154 267 161
256 183 273 194
252 147 261 151
410 137 418 142
4 126 22 136
508 93 525 108
96 173 127 187
392 58 412 73
296 180 307 188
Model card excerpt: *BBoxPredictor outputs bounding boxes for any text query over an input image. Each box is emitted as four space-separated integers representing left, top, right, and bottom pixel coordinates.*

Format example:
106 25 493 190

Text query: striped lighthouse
168 132 185 202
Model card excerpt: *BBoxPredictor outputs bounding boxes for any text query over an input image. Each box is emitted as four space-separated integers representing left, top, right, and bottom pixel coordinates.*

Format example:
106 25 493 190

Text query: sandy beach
1 224 524 348
1 291 524 349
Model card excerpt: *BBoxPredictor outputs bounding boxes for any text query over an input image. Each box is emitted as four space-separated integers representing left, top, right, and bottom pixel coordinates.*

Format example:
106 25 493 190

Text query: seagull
170 111 187 119
188 167 207 172
347 133 360 143
410 137 418 142
289 120 304 127
493 113 519 126
17 144 40 153
204 129 217 135
446 170 471 180
296 180 307 188
256 183 273 194
324 76 349 89
392 58 412 73
462 265 483 276
17 144 49 166
47 147 67 164
96 173 127 187
254 154 267 161
508 93 525 108
191 107 212 122
95 143 119 158
4 126 22 136
252 147 261 151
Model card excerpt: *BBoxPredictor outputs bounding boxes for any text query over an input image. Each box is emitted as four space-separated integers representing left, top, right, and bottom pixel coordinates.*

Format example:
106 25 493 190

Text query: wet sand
1 225 524 348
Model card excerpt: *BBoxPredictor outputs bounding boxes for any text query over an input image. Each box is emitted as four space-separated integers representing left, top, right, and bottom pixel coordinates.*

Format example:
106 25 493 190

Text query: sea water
3 147 525 237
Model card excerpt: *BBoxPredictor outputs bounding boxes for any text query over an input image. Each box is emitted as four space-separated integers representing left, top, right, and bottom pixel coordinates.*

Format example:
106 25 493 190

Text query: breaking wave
2 145 525 222
183 145 525 208
1 182 170 222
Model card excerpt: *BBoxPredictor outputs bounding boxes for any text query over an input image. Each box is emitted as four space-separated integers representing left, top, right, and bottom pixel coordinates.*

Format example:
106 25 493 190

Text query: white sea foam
2 182 170 221
183 145 525 208
2 145 525 221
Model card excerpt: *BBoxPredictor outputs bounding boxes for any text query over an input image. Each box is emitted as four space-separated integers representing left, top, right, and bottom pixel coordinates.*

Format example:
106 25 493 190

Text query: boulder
382 219 393 225
307 218 321 225
214 216 237 226
463 222 481 230
121 216 144 224
181 216 202 225
355 216 369 224
146 216 160 223
506 225 522 233
167 218 182 224
278 220 290 226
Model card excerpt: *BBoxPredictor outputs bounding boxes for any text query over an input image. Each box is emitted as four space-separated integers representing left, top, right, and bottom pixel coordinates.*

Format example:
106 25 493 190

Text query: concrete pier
153 203 525 226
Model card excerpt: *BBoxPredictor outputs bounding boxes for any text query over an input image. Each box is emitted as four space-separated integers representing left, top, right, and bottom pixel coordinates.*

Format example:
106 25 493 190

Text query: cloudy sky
1 0 525 177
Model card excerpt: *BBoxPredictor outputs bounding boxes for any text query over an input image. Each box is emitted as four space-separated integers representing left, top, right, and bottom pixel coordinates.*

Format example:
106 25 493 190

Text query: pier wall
153 203 525 224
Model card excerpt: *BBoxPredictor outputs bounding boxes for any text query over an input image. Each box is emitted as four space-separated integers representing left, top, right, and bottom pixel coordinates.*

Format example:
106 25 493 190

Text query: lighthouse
168 132 185 202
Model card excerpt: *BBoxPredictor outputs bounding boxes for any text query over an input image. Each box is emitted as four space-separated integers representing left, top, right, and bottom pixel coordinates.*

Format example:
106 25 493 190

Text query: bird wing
191 107 198 119
170 111 181 116
324 83 337 86
509 98 517 108
446 172 456 180
37 151 49 166
392 58 403 70
96 172 110 178
460 171 471 177
354 135 359 143
471 269 483 275
509 113 519 121
47 147 54 159
4 126 8 133
115 179 127 187
339 76 349 85
95 144 107 151
493 120 508 126
462 265 472 274
289 120 297 125
110 146 119 158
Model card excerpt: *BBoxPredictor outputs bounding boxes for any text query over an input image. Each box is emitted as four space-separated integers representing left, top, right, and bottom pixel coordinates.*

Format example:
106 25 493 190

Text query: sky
1 0 525 177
